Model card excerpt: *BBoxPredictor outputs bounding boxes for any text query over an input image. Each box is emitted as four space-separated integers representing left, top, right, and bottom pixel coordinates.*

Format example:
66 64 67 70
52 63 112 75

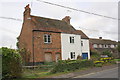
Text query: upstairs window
93 44 97 48
70 52 75 59
70 37 74 43
44 34 51 43
81 41 83 46
104 45 107 48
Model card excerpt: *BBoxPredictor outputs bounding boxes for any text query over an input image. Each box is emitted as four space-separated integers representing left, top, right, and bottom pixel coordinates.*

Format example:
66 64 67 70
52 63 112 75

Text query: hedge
51 60 94 73
2 47 22 79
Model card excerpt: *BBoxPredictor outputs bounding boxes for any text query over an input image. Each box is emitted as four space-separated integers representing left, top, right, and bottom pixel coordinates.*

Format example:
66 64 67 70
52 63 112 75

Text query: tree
16 37 19 49
118 41 120 52
2 47 22 79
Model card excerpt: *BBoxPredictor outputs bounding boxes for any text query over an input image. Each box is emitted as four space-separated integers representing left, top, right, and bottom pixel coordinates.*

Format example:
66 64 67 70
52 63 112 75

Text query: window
104 45 108 48
70 37 74 43
93 44 97 48
81 41 83 46
70 52 75 59
99 44 102 48
44 34 51 43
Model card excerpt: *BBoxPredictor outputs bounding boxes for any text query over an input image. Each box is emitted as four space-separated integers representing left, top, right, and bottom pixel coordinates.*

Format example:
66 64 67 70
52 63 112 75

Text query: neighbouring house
18 4 90 65
89 37 118 57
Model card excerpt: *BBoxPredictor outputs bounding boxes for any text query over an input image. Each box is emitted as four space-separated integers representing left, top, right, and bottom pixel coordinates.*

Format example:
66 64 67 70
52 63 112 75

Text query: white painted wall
81 39 90 59
61 33 82 60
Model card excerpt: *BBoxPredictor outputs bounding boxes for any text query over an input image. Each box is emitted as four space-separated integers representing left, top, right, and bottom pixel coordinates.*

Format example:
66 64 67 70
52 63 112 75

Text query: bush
100 57 113 62
2 47 22 79
90 50 100 61
94 63 102 67
51 60 94 73
77 55 82 60
102 50 112 57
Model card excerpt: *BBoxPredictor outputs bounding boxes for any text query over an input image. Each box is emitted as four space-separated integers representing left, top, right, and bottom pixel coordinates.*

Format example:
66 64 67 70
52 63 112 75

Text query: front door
82 53 88 59
45 52 52 62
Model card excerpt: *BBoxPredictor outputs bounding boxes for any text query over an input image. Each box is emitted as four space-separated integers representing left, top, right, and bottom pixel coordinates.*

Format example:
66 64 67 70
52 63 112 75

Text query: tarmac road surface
75 67 118 78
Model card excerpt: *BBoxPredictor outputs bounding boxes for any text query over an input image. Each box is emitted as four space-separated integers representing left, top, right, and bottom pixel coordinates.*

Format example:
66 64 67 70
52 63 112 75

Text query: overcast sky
0 0 119 49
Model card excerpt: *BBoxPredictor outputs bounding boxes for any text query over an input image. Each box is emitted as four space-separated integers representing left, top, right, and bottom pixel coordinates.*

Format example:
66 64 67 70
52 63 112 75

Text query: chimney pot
25 4 30 10
23 4 31 21
62 16 71 24
99 37 102 39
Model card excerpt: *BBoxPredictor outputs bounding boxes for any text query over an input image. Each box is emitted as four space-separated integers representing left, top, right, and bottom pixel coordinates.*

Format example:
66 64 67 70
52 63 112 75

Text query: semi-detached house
18 4 90 65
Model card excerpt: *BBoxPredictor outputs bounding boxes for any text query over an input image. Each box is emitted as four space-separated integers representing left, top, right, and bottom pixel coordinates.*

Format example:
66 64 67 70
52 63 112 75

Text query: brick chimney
23 4 31 21
62 16 71 24
99 37 102 39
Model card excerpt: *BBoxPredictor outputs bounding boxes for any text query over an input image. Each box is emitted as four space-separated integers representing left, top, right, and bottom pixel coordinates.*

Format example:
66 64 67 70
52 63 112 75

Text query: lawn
21 59 117 79
22 65 89 78
114 59 120 61
22 62 55 78
0 55 2 80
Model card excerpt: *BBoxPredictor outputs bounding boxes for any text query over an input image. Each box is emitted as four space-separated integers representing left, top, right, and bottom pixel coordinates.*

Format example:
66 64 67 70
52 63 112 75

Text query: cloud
0 1 118 48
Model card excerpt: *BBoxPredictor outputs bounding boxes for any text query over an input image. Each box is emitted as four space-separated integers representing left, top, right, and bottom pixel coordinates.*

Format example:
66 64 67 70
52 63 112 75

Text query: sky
0 0 119 49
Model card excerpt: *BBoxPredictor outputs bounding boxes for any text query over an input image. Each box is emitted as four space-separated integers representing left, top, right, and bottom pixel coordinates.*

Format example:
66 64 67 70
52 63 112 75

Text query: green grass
0 56 2 80
21 65 91 78
21 59 118 79
114 59 120 61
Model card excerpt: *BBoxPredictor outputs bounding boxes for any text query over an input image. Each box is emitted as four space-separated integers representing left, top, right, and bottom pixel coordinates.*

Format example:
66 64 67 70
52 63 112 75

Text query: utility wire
31 0 33 9
79 27 119 34
0 16 22 22
0 16 118 35
36 0 119 20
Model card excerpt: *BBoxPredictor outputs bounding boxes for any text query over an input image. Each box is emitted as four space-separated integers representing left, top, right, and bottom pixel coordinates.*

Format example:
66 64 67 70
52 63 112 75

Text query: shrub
94 63 102 67
100 57 113 62
2 47 22 79
102 50 112 57
51 60 94 73
77 55 82 60
90 50 100 61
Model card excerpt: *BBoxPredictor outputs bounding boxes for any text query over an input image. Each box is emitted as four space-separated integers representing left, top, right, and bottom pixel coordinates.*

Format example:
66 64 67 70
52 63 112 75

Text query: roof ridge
30 15 64 22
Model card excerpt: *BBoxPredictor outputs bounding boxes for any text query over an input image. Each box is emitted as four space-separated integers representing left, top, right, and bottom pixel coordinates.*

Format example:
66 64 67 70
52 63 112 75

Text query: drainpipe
32 30 35 69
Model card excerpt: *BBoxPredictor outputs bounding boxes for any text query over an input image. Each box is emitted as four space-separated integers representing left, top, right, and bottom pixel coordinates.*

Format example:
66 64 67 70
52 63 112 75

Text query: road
75 67 118 78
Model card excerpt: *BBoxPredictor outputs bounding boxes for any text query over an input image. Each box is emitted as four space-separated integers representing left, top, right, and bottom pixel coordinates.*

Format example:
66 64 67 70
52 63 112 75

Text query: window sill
44 43 52 44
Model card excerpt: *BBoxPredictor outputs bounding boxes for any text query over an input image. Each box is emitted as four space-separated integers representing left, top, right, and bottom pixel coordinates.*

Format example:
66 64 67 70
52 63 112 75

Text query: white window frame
44 34 51 43
81 41 83 46
70 36 74 43
70 52 75 59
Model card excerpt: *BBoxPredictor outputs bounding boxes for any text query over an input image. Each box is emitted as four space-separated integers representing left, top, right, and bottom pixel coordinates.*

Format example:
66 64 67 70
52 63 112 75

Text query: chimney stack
99 37 102 39
23 4 31 20
62 16 71 24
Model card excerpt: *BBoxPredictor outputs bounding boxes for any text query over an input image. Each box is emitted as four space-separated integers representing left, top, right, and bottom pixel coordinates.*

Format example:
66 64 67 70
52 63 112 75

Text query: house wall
19 19 33 63
61 33 82 60
33 31 61 63
81 39 90 59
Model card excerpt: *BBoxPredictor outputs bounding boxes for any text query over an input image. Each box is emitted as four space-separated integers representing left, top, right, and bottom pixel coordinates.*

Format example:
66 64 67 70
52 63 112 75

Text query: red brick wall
33 31 61 62
19 19 34 62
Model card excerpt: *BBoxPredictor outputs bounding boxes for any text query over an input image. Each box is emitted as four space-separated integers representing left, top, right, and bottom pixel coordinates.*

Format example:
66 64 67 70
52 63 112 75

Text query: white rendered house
61 33 82 60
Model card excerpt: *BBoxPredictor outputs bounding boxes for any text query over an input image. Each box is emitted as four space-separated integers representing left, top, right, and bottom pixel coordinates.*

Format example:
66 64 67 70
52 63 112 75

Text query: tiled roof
90 38 118 45
30 15 89 38
31 15 76 33
76 30 89 39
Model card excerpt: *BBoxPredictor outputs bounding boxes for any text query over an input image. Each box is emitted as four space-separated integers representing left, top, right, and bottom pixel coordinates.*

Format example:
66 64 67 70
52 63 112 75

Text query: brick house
18 4 90 65
89 37 118 57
